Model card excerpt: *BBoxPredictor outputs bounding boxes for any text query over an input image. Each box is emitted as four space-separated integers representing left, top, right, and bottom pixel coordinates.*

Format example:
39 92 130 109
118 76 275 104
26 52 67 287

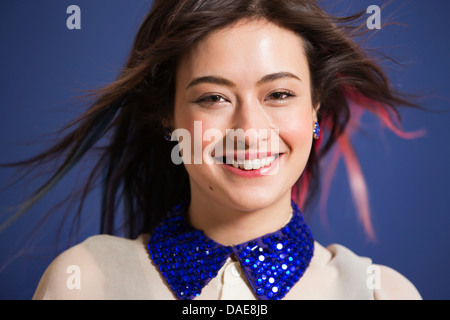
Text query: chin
217 186 287 213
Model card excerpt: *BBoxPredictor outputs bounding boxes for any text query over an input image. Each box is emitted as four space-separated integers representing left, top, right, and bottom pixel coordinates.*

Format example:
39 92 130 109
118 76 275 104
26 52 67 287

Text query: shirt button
230 264 241 277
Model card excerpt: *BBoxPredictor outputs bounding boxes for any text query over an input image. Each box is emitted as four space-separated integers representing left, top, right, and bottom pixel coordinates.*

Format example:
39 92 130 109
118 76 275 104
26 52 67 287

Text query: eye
266 90 295 102
195 94 229 104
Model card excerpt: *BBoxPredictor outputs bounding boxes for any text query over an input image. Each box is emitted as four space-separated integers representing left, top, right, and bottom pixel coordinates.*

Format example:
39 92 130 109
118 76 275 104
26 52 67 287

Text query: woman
22 0 421 299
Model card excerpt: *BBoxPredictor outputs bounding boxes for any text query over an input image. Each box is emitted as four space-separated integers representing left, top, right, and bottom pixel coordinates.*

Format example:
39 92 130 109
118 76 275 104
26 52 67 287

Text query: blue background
0 0 449 300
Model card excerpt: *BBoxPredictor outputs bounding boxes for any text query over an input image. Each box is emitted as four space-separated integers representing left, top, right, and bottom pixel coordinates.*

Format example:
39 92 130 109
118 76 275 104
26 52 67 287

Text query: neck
188 189 293 246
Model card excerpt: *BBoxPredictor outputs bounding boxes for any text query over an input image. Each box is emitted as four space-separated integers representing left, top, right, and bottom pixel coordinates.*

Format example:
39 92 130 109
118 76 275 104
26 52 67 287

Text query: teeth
244 160 253 170
228 155 278 170
260 158 266 167
252 159 261 170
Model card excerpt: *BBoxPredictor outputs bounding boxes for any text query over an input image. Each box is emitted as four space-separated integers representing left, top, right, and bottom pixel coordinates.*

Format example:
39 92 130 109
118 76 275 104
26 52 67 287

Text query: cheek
275 107 314 170
175 104 225 134
174 108 227 165
284 124 313 163
283 117 313 144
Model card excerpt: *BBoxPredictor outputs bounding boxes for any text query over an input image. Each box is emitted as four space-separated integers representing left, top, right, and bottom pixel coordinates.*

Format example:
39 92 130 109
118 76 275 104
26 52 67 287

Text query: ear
313 103 321 122
161 115 173 129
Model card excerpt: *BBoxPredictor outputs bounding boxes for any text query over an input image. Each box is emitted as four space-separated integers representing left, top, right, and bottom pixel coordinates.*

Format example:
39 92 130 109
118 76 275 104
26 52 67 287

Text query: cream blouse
32 234 422 300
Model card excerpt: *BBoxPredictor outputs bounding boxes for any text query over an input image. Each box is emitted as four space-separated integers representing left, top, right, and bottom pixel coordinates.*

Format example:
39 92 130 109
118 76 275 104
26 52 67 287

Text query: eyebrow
257 72 302 85
186 72 301 89
186 76 236 89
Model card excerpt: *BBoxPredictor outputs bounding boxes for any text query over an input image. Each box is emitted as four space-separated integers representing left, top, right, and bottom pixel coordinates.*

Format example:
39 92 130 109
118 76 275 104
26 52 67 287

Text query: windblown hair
1 0 421 241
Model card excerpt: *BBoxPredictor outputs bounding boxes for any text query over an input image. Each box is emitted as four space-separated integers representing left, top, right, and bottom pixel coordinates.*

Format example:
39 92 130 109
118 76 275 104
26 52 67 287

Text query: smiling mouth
220 154 280 171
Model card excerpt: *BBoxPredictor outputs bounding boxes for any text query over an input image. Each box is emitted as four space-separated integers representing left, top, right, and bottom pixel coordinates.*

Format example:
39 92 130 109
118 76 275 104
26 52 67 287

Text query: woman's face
173 19 318 212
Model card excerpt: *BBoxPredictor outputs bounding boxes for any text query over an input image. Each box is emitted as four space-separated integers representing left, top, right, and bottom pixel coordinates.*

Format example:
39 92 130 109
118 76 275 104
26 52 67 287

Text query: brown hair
1 0 419 240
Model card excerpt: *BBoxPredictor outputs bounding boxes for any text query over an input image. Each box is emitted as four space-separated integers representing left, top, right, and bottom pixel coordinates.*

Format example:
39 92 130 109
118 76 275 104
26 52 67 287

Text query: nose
227 96 275 151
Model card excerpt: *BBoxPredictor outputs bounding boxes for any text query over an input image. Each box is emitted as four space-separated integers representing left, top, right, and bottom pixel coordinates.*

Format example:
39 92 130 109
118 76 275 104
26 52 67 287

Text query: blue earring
313 122 321 140
163 128 173 141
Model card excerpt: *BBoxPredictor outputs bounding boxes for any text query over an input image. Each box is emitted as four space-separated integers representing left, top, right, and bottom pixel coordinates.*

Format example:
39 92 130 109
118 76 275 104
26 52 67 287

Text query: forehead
176 19 310 86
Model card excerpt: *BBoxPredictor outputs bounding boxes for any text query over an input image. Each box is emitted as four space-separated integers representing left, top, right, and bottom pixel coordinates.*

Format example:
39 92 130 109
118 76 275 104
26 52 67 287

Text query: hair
1 0 422 242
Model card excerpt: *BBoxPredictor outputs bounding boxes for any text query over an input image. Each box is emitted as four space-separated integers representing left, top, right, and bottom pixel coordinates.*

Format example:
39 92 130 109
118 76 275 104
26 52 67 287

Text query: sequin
147 200 314 300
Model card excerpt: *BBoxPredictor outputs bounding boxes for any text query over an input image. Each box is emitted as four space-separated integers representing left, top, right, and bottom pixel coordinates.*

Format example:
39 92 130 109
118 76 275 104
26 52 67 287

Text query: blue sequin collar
147 201 314 300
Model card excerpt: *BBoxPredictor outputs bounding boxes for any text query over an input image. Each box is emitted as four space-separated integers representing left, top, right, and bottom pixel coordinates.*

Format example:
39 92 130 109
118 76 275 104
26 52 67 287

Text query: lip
220 154 282 178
